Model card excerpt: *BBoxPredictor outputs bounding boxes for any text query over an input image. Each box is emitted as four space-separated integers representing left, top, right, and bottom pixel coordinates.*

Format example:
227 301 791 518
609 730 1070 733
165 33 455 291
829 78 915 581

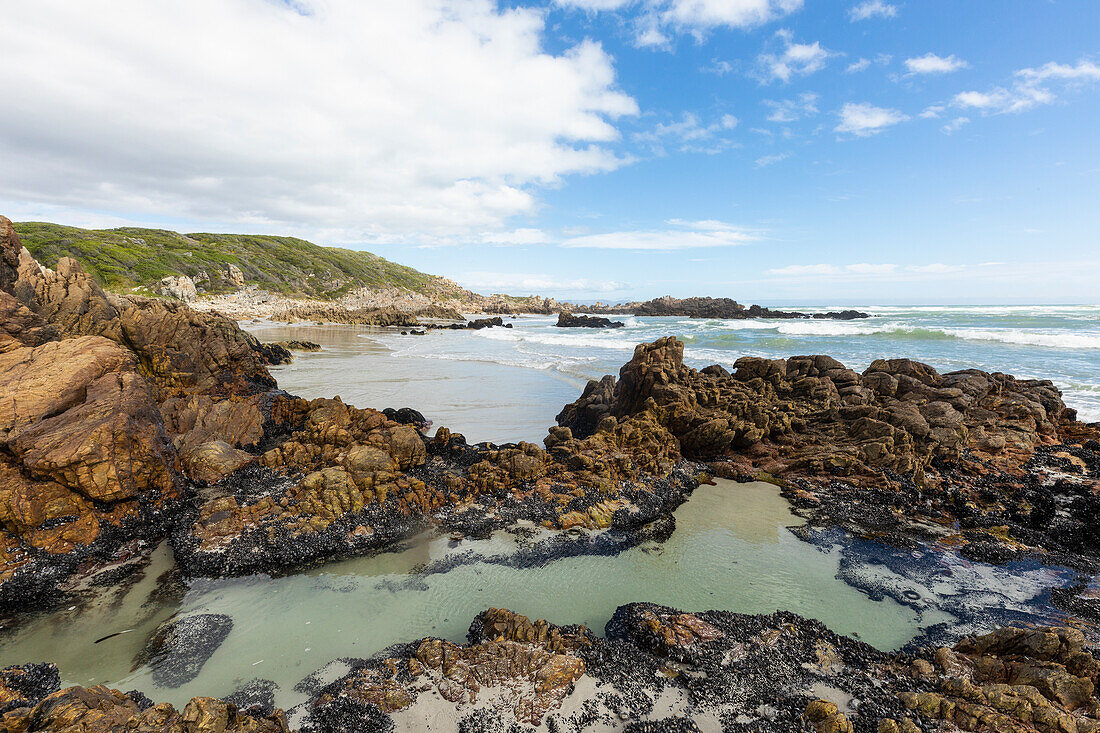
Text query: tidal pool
0 481 936 712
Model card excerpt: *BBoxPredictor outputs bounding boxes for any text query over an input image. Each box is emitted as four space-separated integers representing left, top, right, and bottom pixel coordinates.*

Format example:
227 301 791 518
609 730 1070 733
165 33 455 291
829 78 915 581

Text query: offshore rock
556 312 625 328
629 296 869 320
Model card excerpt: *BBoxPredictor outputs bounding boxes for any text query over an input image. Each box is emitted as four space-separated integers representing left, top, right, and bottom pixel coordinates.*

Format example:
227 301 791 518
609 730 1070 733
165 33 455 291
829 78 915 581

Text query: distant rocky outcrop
628 296 868 320
555 312 624 328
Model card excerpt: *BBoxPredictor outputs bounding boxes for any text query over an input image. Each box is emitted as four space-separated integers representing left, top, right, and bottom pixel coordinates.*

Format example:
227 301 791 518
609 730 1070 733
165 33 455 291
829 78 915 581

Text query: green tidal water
0 481 938 712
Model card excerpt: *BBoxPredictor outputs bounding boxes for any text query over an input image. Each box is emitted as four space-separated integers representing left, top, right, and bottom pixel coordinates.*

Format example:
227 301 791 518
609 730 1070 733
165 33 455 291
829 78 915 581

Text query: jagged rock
0 682 289 732
271 340 321 352
224 263 246 287
555 312 625 328
310 609 590 728
257 341 294 365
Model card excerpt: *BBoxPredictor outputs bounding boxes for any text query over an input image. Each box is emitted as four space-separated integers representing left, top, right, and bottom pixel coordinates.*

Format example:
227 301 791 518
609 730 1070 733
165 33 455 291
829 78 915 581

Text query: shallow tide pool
0 481 935 712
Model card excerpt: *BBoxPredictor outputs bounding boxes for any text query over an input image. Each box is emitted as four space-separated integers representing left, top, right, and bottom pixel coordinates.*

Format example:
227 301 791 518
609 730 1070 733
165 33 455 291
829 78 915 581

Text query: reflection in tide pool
0 481 937 712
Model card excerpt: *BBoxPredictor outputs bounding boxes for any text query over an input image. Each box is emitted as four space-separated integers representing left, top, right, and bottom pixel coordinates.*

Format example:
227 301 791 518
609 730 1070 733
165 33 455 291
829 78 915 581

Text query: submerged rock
225 679 279 717
136 613 234 688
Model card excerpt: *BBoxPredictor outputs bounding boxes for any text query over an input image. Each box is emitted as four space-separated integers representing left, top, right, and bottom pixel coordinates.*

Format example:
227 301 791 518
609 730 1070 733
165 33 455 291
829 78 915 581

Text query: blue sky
2 0 1098 303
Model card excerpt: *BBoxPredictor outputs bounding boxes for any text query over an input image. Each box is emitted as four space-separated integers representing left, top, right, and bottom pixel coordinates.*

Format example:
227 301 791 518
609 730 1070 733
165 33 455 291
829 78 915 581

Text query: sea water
251 304 1100 444
2 306 1093 711
0 482 944 711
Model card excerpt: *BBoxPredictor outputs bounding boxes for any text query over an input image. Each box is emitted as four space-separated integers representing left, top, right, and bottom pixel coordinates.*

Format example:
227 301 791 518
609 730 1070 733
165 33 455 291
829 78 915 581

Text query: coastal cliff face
3 212 1100 732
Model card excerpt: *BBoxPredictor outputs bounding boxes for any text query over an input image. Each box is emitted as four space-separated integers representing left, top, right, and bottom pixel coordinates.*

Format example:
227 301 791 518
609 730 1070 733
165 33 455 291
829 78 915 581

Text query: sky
1 0 1098 304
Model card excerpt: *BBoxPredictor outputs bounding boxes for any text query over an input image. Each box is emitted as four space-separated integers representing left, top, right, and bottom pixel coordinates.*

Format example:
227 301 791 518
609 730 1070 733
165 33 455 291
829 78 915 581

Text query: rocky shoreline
5 604 1100 732
2 210 1099 732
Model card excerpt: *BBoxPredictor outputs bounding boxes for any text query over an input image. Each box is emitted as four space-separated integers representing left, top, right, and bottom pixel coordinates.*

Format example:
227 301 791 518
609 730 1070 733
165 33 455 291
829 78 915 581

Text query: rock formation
556 312 625 328
302 604 1100 732
557 336 1100 565
0 664 289 732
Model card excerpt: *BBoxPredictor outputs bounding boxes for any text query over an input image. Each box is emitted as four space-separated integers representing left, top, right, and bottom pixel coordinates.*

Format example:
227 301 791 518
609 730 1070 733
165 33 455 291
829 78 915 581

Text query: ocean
251 304 1100 444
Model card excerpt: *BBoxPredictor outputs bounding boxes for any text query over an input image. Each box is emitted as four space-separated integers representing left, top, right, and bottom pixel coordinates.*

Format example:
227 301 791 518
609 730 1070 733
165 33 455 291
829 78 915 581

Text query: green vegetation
13 222 459 300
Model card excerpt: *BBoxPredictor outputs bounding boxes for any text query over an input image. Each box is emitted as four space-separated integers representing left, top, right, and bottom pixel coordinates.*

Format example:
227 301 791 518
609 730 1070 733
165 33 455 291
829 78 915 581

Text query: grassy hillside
13 222 453 300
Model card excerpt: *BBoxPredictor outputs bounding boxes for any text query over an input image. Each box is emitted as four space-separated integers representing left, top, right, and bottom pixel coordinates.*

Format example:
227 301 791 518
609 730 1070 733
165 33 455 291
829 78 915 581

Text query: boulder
158 275 198 302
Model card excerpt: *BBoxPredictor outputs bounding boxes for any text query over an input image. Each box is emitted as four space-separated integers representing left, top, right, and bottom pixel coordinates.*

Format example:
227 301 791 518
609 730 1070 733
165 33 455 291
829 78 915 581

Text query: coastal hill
14 221 467 301
13 221 866 322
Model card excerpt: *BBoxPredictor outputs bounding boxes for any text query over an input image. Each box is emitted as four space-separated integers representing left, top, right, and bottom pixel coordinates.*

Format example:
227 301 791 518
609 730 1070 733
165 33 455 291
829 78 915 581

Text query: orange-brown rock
312 609 588 728
0 683 289 733
558 337 1075 488
0 336 175 503
897 626 1100 732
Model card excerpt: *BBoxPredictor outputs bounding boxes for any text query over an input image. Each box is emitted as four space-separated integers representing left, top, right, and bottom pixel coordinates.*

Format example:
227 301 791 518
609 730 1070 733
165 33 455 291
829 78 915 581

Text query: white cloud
633 112 739 154
556 0 632 8
954 59 1100 115
0 1 638 242
459 271 627 294
846 263 898 275
756 30 834 83
847 54 892 73
1018 60 1100 83
953 87 1053 115
905 263 965 273
556 0 804 47
919 105 946 119
904 53 968 75
562 220 758 250
849 1 898 22
767 262 966 278
755 152 791 168
834 103 909 137
940 117 970 135
702 59 735 75
767 264 842 276
763 92 819 122
477 229 553 246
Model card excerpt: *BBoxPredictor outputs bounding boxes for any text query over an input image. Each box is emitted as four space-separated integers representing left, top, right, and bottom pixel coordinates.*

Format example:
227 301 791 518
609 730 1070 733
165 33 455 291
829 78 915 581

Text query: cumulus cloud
562 220 758 249
556 0 804 47
0 0 638 242
834 103 909 137
763 93 819 122
904 53 969 75
633 112 739 155
848 0 898 22
756 30 834 82
954 59 1100 115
